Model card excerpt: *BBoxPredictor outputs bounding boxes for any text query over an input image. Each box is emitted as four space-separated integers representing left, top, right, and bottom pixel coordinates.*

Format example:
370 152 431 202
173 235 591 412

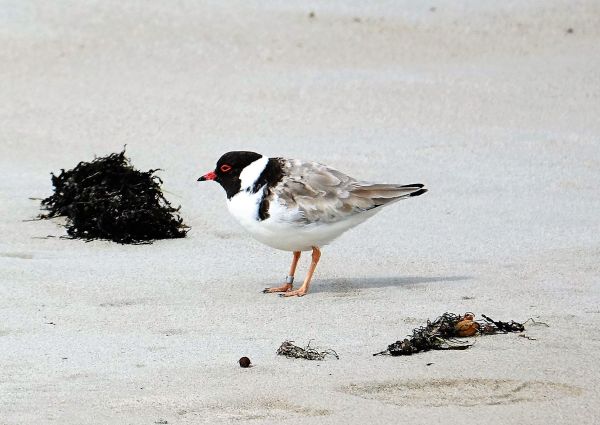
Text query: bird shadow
311 275 471 294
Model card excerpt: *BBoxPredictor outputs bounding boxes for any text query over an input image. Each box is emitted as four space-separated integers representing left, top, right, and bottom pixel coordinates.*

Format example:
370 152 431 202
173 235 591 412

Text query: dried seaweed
277 340 339 360
374 312 528 357
481 314 524 332
374 313 472 356
39 149 188 244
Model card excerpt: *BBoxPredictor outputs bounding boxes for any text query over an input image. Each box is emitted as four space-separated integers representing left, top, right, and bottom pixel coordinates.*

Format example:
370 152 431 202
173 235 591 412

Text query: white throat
239 156 269 190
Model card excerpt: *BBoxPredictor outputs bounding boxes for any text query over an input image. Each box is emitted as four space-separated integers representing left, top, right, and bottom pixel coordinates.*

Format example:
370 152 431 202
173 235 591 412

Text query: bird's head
198 151 264 198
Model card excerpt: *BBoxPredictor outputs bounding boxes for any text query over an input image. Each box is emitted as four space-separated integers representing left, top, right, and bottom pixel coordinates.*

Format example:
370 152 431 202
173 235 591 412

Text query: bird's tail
351 183 427 207
399 183 428 198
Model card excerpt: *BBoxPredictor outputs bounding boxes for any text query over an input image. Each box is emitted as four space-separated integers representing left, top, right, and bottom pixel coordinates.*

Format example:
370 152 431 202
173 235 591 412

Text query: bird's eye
220 164 232 173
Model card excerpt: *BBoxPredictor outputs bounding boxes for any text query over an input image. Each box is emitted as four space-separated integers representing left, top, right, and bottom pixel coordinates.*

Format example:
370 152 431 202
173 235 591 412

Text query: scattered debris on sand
277 340 339 360
39 149 188 244
374 312 531 356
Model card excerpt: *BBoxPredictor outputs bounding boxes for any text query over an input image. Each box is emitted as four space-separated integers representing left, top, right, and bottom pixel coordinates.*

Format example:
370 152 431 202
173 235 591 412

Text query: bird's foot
279 288 307 298
262 283 293 293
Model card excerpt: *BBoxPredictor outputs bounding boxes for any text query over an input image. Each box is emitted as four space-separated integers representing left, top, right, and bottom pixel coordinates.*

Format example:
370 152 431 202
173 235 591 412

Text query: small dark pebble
308 11 315 19
353 17 361 23
426 362 434 366
155 420 168 425
430 7 436 12
239 356 251 368
566 28 574 34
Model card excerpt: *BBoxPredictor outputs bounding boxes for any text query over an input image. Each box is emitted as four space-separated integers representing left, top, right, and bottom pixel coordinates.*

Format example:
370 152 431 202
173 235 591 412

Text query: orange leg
263 251 301 293
281 247 321 297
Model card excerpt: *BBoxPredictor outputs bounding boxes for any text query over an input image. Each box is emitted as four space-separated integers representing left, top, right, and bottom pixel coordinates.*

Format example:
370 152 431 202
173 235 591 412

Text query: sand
1 1 600 423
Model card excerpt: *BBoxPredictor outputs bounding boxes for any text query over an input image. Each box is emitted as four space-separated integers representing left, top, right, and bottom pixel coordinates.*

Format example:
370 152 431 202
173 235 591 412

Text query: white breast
228 191 380 252
227 189 263 228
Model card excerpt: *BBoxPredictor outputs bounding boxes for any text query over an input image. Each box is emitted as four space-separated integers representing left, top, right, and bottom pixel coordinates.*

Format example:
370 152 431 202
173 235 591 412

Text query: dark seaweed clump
374 313 471 356
374 313 527 356
40 150 188 244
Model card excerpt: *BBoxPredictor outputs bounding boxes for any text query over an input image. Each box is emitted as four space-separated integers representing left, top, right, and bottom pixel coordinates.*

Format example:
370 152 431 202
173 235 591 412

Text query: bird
198 151 427 297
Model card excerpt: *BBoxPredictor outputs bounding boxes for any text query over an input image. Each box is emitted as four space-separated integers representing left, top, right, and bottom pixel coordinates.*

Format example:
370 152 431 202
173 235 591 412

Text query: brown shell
455 320 480 337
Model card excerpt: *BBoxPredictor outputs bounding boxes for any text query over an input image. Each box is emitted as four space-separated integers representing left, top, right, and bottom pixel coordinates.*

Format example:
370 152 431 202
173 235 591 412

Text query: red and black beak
197 170 217 182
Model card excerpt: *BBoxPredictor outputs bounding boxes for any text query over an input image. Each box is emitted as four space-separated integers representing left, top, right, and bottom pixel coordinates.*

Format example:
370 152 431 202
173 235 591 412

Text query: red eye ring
220 164 232 173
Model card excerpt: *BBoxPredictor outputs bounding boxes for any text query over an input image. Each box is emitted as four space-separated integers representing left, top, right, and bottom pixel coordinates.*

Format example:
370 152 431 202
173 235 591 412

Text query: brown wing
273 159 426 224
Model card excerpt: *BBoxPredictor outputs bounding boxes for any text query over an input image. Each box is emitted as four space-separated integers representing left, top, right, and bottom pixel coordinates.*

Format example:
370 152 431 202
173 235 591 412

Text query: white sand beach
1 1 600 423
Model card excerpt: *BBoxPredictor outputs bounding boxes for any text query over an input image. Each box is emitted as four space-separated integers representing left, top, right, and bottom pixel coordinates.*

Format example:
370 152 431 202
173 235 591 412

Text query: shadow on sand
311 275 471 294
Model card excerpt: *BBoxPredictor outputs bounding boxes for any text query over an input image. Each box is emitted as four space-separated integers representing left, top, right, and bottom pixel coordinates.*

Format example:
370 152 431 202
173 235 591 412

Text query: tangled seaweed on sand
277 340 339 360
39 149 188 244
374 312 530 356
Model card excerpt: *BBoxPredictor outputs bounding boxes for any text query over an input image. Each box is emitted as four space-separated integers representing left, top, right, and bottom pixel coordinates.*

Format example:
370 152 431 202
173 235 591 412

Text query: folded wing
273 159 426 224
